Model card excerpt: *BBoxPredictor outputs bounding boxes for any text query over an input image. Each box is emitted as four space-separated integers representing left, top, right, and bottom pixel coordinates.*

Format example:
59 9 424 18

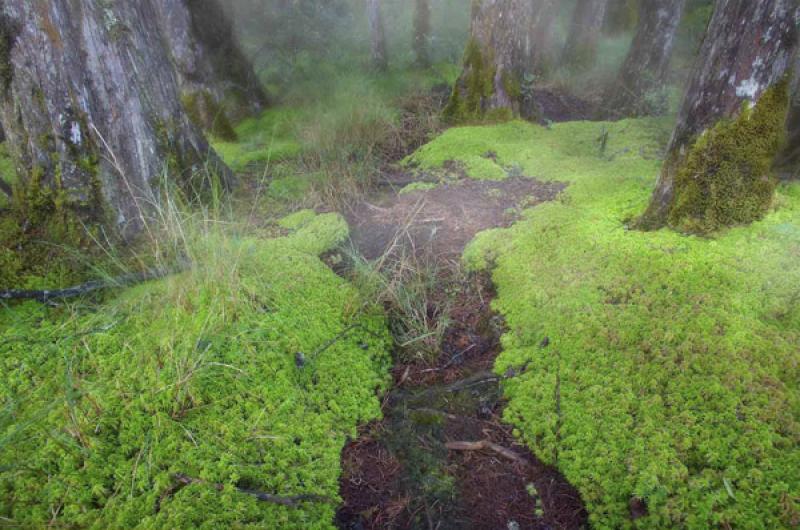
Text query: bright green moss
668 81 789 233
0 213 391 528
411 118 800 528
212 108 303 173
399 181 437 194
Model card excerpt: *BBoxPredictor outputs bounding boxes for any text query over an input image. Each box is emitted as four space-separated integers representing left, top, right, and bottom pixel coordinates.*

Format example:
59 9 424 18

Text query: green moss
0 213 391 528
443 38 508 123
212 108 303 173
668 81 789 233
182 91 238 142
410 117 800 528
399 181 438 194
0 14 17 97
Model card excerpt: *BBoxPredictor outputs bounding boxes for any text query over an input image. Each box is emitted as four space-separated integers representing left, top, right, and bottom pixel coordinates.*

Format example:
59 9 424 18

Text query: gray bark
414 0 431 67
0 0 231 238
642 0 799 227
367 0 388 71
529 0 560 74
155 0 267 129
603 0 687 118
563 0 611 67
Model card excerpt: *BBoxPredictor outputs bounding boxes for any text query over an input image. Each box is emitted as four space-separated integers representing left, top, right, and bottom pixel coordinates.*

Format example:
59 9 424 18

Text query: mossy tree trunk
603 0 687 118
367 0 388 71
641 0 799 231
0 0 231 238
775 59 800 178
603 0 639 34
413 0 431 67
445 0 550 121
155 0 268 141
562 0 610 68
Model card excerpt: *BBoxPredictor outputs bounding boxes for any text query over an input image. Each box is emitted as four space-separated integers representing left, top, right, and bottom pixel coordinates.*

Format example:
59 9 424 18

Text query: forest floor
333 164 586 528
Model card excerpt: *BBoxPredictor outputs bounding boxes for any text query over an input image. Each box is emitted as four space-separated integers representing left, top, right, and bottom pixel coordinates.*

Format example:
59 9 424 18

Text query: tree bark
529 0 561 75
603 0 687 118
413 0 432 67
367 0 388 71
775 58 800 178
444 0 540 120
603 0 639 34
154 0 268 139
641 0 799 229
0 0 231 238
563 0 611 67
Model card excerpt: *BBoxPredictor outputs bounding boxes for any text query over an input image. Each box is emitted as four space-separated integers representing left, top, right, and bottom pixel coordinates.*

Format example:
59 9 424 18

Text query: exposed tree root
445 440 529 466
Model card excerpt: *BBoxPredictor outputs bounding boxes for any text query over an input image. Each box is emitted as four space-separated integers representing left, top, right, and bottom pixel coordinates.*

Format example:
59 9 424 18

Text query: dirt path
334 171 587 529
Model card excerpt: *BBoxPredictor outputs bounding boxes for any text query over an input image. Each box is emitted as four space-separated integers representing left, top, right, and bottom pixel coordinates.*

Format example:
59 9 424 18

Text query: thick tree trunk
529 0 561 75
775 60 800 178
413 0 432 67
444 0 539 121
640 0 799 230
0 0 231 238
604 0 639 34
603 0 687 118
367 0 388 71
154 0 268 140
563 0 610 67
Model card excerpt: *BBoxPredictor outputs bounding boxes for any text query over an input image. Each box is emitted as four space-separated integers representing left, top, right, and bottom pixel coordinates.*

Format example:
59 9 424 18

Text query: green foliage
412 118 800 528
668 81 789 233
0 212 391 528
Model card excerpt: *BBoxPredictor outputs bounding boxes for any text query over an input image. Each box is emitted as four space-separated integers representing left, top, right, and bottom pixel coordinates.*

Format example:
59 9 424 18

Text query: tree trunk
367 0 388 71
529 0 561 75
775 60 800 178
413 0 432 68
640 0 799 231
563 0 611 67
603 0 687 118
0 0 231 238
154 0 268 140
444 0 539 121
603 0 639 34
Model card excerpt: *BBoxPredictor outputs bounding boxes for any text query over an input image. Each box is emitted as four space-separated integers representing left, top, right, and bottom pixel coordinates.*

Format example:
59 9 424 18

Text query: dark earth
335 167 587 529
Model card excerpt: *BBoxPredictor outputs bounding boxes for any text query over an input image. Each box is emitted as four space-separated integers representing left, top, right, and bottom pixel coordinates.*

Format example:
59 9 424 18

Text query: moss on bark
667 80 789 233
181 90 238 142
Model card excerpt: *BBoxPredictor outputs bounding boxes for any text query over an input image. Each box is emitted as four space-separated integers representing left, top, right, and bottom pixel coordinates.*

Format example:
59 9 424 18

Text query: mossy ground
0 212 391 529
410 118 800 529
212 108 303 173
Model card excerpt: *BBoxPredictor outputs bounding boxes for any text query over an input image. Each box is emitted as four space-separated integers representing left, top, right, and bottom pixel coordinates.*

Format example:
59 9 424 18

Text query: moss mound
0 213 391 528
668 81 789 233
412 118 800 529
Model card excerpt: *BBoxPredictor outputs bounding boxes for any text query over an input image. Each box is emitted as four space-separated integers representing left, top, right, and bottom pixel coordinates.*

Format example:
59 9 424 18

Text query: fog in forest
1 1 798 529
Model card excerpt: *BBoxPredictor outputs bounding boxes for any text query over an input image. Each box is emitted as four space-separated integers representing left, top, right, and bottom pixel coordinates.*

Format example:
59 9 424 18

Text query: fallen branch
1 266 183 303
445 440 529 466
171 474 332 507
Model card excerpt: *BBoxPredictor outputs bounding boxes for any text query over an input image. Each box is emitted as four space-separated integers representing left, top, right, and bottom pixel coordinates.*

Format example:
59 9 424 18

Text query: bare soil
345 175 565 261
336 169 586 529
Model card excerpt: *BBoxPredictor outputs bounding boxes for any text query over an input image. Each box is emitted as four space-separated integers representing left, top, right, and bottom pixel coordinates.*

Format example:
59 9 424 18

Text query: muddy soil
345 175 565 261
335 171 586 529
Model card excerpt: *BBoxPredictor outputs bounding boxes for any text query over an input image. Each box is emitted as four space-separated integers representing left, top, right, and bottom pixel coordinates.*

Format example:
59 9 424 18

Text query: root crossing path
334 171 587 529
